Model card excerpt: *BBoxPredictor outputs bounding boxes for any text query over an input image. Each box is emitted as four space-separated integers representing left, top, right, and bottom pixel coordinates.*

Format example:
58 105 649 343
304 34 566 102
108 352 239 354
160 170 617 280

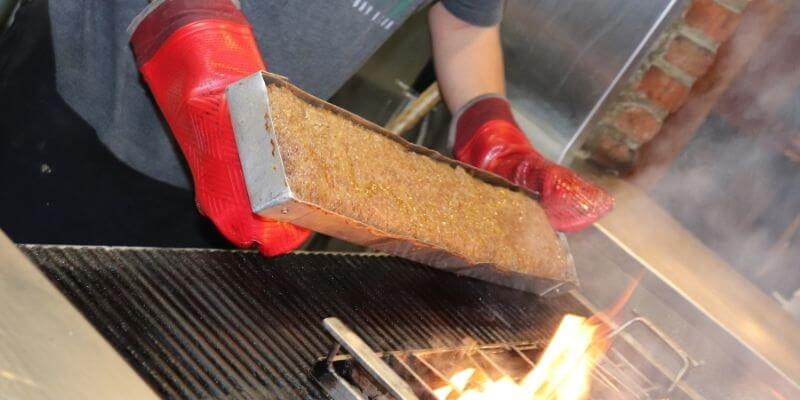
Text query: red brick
664 36 716 78
613 105 664 144
636 67 691 112
590 134 635 170
685 0 743 42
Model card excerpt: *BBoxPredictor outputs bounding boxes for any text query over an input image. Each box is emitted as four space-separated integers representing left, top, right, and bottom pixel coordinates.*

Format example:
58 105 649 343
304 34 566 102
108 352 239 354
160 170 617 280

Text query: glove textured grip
452 96 614 232
131 0 310 255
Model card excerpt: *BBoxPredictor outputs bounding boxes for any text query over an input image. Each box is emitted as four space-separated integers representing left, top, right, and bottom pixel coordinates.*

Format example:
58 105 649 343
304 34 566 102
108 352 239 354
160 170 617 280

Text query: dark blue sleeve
440 0 504 26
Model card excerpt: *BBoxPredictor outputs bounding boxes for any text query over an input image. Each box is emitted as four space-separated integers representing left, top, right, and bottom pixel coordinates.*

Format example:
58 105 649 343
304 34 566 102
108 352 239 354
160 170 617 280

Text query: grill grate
21 245 586 399
314 318 694 400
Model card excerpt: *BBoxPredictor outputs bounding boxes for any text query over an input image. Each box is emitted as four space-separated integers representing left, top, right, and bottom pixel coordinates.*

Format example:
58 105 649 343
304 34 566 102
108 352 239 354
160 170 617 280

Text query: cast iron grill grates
21 245 586 399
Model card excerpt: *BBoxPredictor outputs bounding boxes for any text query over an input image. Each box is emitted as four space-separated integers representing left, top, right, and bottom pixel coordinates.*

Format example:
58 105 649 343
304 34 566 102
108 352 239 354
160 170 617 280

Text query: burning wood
430 276 643 399
311 273 696 400
432 314 607 400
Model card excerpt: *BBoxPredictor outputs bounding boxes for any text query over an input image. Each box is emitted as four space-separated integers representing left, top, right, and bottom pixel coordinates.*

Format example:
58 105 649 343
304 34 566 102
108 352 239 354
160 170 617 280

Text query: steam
581 6 800 397
632 11 800 302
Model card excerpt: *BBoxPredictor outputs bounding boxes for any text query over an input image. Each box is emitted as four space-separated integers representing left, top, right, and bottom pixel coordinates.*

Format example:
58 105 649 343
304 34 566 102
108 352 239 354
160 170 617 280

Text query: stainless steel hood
502 0 686 162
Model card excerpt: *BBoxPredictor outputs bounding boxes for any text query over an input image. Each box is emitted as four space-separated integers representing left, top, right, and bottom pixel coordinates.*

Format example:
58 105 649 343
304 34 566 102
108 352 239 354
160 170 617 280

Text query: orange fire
768 387 787 400
433 314 606 400
432 273 644 400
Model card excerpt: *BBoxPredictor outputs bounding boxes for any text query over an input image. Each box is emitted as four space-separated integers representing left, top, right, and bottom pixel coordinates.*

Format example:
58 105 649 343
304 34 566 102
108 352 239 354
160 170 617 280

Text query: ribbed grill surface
21 245 585 399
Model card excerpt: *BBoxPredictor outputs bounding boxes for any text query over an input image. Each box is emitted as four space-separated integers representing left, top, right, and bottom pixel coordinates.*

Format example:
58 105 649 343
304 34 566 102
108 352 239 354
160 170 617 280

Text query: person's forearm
428 2 505 113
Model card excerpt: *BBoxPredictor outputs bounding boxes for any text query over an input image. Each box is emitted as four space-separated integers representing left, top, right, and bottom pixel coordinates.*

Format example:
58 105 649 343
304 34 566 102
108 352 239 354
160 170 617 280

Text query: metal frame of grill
313 317 697 400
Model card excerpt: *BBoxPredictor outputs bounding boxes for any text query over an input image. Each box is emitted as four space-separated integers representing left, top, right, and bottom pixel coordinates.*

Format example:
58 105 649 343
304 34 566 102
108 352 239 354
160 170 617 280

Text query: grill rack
313 317 697 400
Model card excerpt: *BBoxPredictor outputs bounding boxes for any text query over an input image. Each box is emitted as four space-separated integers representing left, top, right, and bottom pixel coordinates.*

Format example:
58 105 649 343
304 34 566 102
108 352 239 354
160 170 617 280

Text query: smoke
635 2 800 300
649 117 795 289
568 5 800 397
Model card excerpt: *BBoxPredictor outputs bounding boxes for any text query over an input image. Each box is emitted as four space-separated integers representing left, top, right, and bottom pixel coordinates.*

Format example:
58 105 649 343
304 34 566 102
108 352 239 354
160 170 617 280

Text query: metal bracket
319 318 419 400
607 316 700 393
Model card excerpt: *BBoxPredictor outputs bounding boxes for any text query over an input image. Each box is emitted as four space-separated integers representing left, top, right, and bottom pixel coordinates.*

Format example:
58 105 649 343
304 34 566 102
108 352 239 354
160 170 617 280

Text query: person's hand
130 0 310 255
451 95 614 232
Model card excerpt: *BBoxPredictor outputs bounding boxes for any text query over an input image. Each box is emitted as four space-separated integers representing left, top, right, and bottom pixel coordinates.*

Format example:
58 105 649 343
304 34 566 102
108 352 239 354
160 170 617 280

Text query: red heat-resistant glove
130 0 310 255
451 95 614 232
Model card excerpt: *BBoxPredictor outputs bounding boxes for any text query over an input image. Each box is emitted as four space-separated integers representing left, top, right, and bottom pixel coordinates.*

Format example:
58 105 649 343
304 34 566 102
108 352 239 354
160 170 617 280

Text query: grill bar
323 318 418 399
391 355 437 394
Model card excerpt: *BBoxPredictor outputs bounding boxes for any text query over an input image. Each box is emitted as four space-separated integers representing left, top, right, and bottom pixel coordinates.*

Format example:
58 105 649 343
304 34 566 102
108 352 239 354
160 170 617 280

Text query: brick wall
584 0 750 170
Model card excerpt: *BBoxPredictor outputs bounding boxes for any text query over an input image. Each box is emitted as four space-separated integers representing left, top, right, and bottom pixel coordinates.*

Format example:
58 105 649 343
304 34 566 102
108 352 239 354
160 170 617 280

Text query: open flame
432 368 475 399
432 274 644 400
433 314 606 400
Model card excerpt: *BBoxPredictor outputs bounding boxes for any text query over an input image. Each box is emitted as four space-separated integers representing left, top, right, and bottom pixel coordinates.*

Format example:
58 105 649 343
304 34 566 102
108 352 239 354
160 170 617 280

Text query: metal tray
227 72 577 296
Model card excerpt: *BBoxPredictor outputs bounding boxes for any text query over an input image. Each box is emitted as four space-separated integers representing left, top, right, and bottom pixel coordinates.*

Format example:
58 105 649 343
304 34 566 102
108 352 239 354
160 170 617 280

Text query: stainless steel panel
0 231 158 400
592 176 800 389
502 0 685 161
567 175 800 398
